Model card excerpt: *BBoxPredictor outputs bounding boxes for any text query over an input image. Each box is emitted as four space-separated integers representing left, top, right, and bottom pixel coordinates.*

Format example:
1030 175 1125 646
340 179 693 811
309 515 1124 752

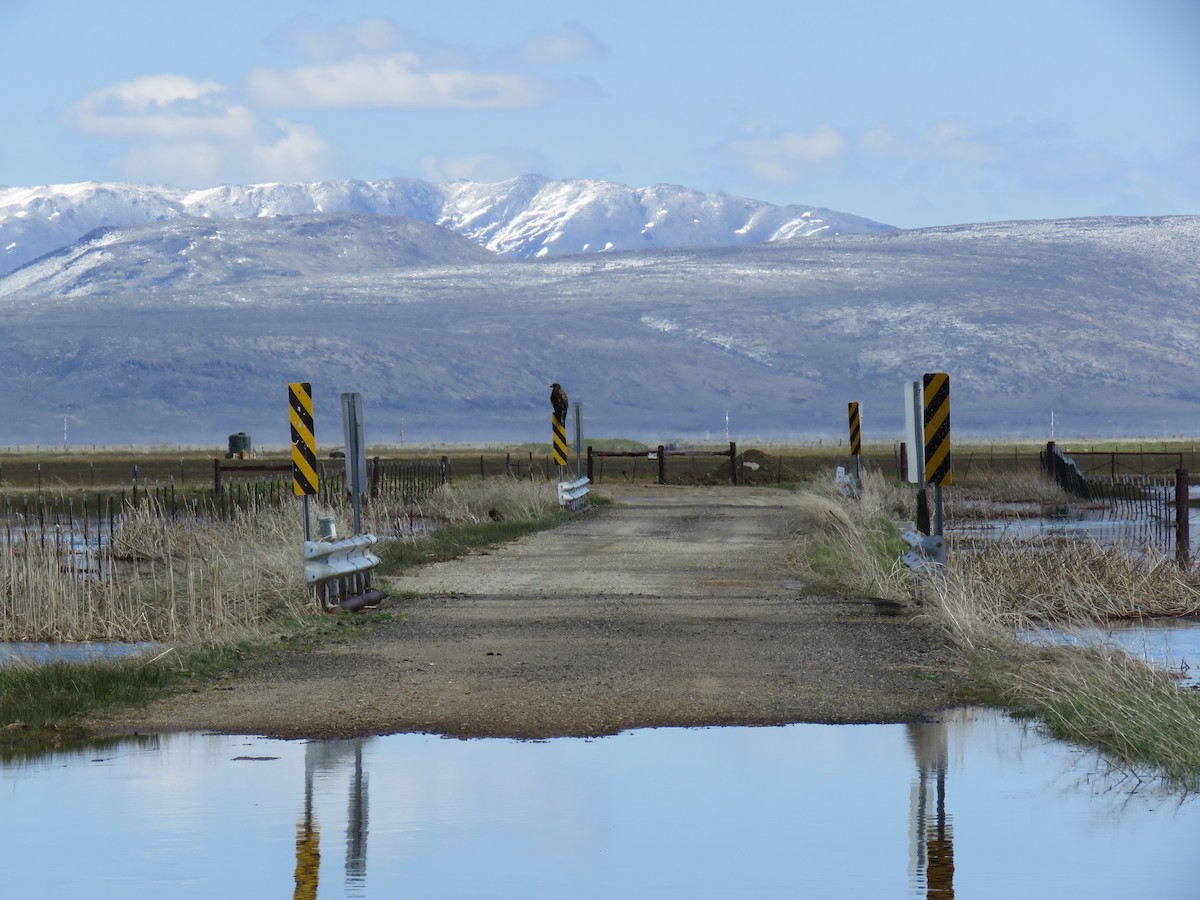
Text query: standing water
3 709 1198 898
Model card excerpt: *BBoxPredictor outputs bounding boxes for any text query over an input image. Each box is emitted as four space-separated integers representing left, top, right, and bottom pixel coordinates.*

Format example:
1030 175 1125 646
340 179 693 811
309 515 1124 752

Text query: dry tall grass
0 478 561 644
1 500 308 643
407 478 559 526
787 474 912 602
790 473 1200 789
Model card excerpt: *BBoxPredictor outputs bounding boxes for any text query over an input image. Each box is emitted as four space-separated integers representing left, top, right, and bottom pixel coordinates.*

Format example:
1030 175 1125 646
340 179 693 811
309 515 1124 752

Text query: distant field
0 438 1169 492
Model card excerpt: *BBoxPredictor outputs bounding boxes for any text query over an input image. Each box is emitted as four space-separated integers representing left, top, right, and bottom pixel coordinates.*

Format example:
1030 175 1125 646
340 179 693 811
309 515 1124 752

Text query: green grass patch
0 648 222 757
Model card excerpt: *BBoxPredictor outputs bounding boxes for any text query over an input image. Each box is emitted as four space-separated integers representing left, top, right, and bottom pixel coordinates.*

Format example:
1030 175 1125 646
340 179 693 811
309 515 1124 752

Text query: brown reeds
1 498 308 643
0 478 560 644
790 473 1200 790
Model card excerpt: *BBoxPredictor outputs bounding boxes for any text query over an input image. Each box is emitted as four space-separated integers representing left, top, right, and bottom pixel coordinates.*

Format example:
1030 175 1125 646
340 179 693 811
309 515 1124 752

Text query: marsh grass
1 476 568 752
376 479 564 575
793 472 1200 790
0 499 309 643
411 478 560 526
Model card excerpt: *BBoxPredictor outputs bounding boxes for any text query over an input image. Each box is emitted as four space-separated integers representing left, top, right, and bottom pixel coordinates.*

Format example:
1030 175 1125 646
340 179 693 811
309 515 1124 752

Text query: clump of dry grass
1002 642 1200 787
409 478 558 526
947 537 1200 622
918 540 1200 790
787 474 1200 790
787 473 911 602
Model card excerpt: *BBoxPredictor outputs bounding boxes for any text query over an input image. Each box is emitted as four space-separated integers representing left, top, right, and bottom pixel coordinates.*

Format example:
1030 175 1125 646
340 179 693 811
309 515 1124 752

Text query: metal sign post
341 392 366 536
572 401 584 478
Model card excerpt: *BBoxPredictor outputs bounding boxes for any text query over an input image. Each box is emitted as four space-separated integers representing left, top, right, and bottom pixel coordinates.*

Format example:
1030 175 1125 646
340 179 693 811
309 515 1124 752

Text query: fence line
1041 441 1189 565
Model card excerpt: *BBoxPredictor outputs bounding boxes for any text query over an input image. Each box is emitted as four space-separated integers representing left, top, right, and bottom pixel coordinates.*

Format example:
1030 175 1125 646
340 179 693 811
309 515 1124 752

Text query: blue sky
3 0 1198 228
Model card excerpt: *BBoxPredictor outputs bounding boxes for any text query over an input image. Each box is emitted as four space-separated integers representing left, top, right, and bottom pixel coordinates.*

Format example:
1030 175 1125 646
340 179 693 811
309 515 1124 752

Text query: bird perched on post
550 383 569 424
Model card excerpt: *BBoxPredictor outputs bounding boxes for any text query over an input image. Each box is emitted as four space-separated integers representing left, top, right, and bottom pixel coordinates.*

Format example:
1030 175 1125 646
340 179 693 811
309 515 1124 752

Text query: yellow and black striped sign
923 372 952 486
847 401 862 457
289 381 318 496
551 412 568 466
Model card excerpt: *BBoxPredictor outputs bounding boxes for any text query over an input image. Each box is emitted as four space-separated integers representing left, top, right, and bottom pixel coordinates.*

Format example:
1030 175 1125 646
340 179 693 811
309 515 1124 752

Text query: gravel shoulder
99 484 968 740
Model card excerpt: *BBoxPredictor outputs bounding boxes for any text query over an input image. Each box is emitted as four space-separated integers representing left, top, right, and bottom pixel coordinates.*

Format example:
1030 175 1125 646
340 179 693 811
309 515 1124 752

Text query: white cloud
247 53 554 109
113 119 338 187
284 18 408 62
419 151 546 184
924 120 1005 165
66 75 258 141
66 74 338 187
857 119 1005 165
726 124 846 184
506 23 605 65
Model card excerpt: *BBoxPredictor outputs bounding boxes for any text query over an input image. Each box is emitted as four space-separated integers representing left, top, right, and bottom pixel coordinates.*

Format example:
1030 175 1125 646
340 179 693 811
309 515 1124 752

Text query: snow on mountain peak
0 175 895 277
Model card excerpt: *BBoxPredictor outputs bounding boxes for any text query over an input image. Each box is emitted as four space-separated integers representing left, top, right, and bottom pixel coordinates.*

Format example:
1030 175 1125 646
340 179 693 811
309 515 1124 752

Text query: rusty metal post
899 442 909 482
1176 468 1190 568
657 445 666 484
587 446 594 483
369 456 381 499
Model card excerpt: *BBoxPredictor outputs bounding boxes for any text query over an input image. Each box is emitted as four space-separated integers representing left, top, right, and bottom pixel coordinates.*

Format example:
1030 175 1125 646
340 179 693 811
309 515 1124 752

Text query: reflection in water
909 720 954 897
5 714 1200 899
294 740 369 899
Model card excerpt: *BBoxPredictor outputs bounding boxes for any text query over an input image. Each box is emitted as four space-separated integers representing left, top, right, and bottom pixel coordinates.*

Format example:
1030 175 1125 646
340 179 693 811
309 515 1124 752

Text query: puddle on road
4 710 1198 899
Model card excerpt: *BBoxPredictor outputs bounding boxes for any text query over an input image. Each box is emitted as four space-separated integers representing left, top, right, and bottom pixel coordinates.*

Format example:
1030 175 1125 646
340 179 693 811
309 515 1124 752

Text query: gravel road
102 484 967 740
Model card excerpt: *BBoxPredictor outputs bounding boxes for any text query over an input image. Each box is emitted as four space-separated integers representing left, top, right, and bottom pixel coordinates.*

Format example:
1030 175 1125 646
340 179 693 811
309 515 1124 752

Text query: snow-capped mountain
0 175 894 277
0 209 1196 446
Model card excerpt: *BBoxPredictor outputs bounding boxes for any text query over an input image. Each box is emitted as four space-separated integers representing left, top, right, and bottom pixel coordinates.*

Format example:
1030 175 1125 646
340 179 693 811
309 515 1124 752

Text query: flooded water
4 710 1198 899
1026 618 1200 686
0 641 161 666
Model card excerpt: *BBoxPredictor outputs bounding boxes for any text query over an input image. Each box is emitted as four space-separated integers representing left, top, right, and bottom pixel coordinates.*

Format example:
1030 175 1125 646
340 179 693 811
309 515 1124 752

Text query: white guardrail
558 476 591 511
304 533 381 609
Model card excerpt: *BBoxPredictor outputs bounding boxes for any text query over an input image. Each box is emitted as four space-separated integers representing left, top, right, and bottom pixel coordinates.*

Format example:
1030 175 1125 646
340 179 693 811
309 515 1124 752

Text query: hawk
550 382 569 424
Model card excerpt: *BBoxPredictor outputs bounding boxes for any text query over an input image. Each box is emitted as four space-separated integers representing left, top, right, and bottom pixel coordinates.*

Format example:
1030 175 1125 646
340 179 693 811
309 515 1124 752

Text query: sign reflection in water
4 713 1200 899
908 720 954 897
293 740 369 899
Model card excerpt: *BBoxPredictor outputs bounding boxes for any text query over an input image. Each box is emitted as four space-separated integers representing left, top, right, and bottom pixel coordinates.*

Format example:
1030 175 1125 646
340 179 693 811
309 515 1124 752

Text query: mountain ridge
0 175 895 278
0 210 1195 446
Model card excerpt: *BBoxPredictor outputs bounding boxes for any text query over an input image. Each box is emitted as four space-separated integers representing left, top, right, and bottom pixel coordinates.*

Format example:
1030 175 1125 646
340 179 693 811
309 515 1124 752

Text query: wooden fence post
657 446 666 484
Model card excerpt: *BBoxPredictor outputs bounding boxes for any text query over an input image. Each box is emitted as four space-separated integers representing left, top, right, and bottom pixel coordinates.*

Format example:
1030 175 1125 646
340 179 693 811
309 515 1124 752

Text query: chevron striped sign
289 381 318 496
552 412 568 466
922 372 952 486
847 401 862 457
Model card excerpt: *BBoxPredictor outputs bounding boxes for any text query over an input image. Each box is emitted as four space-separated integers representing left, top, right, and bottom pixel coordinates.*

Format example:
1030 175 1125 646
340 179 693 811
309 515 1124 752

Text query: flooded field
4 710 1198 899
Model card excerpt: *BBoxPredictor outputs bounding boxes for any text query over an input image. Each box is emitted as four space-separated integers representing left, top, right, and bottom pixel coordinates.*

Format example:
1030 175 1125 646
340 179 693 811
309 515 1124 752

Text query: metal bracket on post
900 530 947 572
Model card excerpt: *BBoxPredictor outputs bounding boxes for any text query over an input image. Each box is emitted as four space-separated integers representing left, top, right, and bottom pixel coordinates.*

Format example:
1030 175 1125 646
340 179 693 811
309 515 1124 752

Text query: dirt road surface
102 484 967 740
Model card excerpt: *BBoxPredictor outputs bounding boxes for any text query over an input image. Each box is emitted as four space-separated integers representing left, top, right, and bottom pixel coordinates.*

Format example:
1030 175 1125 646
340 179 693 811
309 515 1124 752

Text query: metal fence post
1176 468 1190 569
